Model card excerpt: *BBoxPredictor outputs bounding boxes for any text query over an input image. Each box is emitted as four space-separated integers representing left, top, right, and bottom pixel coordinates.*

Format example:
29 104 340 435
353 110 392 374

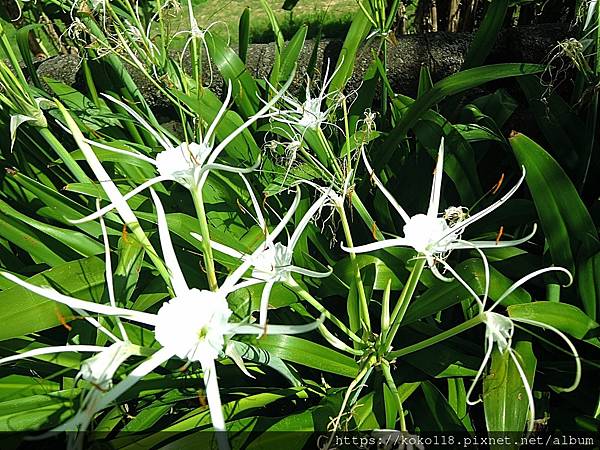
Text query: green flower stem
317 127 344 180
383 257 426 352
337 204 371 333
38 127 91 184
546 284 560 302
382 361 406 432
325 357 375 449
191 187 218 291
387 315 483 360
287 279 363 344
350 193 384 240
341 95 352 171
298 146 335 184
82 58 100 107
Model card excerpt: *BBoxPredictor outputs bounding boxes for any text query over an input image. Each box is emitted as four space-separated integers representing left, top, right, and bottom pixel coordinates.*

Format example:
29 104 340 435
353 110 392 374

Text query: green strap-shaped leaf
255 335 359 377
204 33 259 118
0 257 105 342
509 132 599 273
382 64 544 166
508 301 599 339
327 8 372 96
279 25 307 82
462 0 509 69
578 251 600 321
484 341 536 439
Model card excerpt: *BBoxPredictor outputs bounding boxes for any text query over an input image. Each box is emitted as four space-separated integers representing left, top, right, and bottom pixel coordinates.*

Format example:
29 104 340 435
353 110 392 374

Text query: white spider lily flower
342 138 536 281
0 189 321 450
69 74 294 224
271 59 342 132
172 1 226 85
440 256 581 432
0 207 140 450
193 183 332 332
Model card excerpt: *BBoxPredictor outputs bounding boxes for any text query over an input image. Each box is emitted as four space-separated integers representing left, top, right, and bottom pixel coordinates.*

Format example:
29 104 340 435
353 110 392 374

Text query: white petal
361 146 411 224
59 106 138 225
68 175 173 224
489 266 572 312
427 137 445 218
102 94 173 152
512 317 581 393
508 348 536 432
99 202 129 341
340 238 409 254
202 80 233 164
207 74 296 167
201 358 231 450
466 332 494 406
446 224 538 251
443 166 527 240
437 258 485 312
231 316 323 335
239 174 266 232
91 347 173 414
220 186 301 293
288 265 332 278
10 114 35 151
0 345 105 366
0 272 157 325
224 342 255 379
149 189 189 296
258 281 273 334
190 233 244 258
287 191 329 252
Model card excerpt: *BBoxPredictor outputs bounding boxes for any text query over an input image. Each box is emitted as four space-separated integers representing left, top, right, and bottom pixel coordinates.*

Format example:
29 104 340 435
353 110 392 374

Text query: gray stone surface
36 24 569 107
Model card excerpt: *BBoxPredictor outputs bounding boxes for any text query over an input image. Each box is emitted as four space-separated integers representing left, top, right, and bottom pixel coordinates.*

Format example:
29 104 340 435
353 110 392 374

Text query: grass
188 0 357 43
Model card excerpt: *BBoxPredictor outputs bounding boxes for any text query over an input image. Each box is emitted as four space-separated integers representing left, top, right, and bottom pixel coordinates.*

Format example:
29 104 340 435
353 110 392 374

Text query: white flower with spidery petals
342 137 537 281
66 75 294 225
270 59 343 133
437 252 581 433
0 189 321 450
0 203 139 450
193 182 333 333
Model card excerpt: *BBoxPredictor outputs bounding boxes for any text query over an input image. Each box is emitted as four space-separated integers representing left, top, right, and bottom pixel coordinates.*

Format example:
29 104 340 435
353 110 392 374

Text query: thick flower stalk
342 138 537 280
0 189 321 450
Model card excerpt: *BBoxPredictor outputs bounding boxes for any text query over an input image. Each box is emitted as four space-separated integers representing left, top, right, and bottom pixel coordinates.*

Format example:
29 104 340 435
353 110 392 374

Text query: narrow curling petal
427 137 445 218
0 345 105 366
0 272 157 325
490 266 572 312
446 224 538 251
512 318 581 393
340 238 409 254
57 103 139 226
68 175 174 224
150 189 189 296
258 281 273 334
508 348 536 433
361 147 411 224
190 233 244 258
201 358 231 450
442 166 527 241
102 94 173 152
